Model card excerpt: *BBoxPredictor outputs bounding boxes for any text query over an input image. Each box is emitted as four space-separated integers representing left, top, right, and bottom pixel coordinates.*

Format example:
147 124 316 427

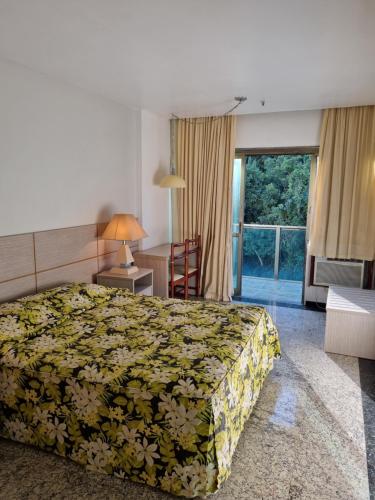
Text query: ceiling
0 0 374 116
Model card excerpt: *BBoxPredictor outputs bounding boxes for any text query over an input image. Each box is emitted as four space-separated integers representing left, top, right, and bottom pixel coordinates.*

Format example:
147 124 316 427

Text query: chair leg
184 279 188 300
170 283 174 298
196 275 200 297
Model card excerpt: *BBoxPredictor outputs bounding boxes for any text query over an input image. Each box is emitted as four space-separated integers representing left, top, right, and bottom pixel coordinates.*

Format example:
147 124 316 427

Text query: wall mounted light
159 118 186 189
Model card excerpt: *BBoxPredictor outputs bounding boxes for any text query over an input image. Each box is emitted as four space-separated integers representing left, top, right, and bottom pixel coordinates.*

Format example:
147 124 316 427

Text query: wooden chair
174 235 201 298
169 241 188 299
185 235 201 297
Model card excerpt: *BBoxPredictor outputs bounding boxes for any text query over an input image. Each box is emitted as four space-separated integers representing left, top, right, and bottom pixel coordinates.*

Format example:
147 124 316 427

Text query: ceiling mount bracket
234 96 247 104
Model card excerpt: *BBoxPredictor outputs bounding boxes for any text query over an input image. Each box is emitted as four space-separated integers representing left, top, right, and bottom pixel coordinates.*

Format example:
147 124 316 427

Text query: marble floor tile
359 358 375 498
0 305 373 500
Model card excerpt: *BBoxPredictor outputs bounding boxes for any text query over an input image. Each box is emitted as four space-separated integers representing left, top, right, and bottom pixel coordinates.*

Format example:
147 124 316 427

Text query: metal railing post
274 226 281 280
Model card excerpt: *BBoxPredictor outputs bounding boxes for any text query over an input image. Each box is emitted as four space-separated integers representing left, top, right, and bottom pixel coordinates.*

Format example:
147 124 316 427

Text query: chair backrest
170 241 188 281
186 235 201 265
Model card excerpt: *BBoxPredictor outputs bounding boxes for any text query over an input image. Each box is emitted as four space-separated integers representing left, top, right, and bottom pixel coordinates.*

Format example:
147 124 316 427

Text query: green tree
242 155 310 281
244 154 310 225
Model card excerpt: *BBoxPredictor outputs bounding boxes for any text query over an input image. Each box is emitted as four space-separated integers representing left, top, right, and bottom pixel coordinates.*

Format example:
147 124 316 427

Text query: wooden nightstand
97 268 153 296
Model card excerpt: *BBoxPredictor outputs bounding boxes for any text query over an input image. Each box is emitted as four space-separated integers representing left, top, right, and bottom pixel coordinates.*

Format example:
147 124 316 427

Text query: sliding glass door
232 156 245 296
232 149 318 303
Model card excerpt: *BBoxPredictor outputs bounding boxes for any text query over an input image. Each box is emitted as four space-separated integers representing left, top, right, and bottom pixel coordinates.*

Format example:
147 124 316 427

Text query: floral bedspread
0 283 280 497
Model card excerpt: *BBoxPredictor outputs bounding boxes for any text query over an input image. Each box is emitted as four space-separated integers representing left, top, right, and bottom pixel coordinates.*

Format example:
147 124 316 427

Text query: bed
0 283 280 497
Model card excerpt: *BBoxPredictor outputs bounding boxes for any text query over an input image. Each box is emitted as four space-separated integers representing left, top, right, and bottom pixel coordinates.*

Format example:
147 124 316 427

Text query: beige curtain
173 115 236 301
310 106 375 261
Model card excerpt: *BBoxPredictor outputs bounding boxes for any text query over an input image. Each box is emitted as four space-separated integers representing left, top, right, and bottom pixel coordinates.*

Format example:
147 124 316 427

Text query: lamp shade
159 174 186 188
102 214 147 241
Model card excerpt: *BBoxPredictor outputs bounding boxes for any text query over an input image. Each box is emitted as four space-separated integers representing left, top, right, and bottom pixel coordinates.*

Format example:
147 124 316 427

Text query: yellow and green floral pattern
0 283 280 497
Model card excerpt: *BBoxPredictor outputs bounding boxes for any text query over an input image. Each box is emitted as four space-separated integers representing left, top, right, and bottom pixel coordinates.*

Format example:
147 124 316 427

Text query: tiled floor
240 276 303 305
0 303 374 499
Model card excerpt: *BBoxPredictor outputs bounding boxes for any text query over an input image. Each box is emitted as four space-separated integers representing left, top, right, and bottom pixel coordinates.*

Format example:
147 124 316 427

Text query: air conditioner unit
313 258 364 288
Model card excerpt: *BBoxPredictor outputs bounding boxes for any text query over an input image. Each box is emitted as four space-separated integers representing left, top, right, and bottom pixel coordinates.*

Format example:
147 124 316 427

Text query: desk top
136 244 171 258
135 243 186 259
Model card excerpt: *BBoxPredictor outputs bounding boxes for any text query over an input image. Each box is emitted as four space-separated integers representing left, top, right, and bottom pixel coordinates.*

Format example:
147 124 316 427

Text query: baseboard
305 300 326 311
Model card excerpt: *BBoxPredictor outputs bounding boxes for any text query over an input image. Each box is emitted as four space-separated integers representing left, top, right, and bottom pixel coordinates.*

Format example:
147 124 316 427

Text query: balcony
238 224 306 305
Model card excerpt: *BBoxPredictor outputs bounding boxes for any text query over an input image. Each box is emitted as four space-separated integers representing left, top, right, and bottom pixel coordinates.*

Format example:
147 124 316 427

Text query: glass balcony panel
232 236 239 290
243 227 276 279
279 229 306 281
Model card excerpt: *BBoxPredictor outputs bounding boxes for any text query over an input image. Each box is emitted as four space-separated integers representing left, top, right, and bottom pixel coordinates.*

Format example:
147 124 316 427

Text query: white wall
140 110 170 250
0 59 140 236
236 110 322 149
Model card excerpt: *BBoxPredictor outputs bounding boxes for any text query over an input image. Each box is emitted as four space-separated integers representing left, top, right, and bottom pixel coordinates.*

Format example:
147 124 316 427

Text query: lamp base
109 265 139 276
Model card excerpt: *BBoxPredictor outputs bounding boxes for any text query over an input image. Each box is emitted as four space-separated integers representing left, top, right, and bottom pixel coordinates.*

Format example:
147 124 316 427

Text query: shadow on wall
96 204 116 224
153 164 169 185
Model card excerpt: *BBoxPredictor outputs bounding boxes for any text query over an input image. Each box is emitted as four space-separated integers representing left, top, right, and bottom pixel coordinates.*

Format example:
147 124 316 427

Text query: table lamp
102 214 147 275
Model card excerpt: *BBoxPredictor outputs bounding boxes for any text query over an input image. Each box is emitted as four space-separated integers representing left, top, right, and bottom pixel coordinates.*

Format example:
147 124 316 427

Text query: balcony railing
242 224 306 282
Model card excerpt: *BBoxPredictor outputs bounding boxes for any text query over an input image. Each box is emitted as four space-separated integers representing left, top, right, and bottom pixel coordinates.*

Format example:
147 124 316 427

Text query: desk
134 244 171 297
134 244 198 298
135 242 193 297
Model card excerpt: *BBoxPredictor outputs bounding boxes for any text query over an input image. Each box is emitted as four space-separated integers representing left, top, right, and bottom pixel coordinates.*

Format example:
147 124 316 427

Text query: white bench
325 286 375 360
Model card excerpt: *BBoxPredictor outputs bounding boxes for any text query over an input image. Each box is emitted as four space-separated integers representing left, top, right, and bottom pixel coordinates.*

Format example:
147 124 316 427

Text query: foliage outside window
243 155 310 281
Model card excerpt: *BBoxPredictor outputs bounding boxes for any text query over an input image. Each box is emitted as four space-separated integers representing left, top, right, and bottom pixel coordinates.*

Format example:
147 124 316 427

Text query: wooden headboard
0 223 138 303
